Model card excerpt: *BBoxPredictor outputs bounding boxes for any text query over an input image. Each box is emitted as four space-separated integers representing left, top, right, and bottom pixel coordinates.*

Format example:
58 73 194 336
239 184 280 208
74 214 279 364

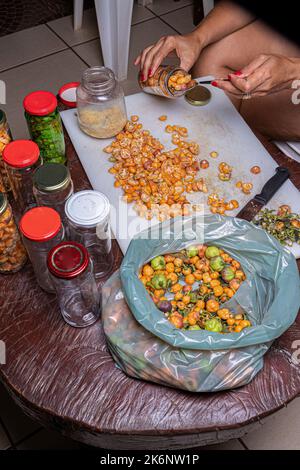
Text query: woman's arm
135 1 255 80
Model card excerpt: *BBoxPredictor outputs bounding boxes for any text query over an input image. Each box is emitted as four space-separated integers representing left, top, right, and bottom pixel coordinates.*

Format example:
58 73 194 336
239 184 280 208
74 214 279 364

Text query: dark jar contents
0 110 12 193
19 207 65 292
0 192 27 273
2 139 42 217
139 65 196 98
23 90 66 164
33 163 74 224
47 241 101 328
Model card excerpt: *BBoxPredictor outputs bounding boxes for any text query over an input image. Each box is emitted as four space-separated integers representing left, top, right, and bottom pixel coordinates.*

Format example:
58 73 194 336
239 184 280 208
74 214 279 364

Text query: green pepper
205 246 220 259
186 245 198 258
205 318 223 333
209 256 225 272
151 273 168 290
221 267 235 282
150 255 166 271
189 292 198 303
188 325 201 331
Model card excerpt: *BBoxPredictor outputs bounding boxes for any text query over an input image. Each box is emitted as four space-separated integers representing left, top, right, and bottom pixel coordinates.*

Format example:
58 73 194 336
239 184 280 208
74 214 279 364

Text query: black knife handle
255 167 290 205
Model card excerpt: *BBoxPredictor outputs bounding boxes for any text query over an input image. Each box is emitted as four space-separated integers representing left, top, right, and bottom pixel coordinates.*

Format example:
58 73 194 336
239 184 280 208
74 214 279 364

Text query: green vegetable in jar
205 246 220 259
205 318 223 333
151 273 168 290
209 256 225 272
151 255 166 271
188 325 201 331
221 267 235 282
186 245 198 258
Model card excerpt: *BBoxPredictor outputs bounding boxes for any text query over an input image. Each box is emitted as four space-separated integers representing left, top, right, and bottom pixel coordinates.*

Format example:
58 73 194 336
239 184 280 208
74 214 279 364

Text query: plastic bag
102 272 269 392
120 215 300 351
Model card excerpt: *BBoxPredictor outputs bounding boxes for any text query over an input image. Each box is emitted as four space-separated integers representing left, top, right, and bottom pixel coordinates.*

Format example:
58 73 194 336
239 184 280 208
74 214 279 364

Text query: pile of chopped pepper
254 205 300 246
139 245 252 333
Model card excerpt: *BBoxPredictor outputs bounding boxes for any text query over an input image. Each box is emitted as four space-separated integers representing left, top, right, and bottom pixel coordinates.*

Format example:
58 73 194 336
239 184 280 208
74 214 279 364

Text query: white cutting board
61 80 300 258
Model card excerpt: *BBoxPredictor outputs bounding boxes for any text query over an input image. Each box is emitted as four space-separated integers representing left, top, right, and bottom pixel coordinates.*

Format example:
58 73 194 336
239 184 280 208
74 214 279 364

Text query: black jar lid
33 163 71 192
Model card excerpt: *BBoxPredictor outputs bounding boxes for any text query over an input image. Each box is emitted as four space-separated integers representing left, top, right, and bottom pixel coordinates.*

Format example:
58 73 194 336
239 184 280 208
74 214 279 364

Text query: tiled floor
0 0 299 451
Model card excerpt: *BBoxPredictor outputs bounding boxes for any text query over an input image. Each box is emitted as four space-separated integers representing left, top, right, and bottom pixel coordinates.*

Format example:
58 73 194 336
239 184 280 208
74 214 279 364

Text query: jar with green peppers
23 91 66 164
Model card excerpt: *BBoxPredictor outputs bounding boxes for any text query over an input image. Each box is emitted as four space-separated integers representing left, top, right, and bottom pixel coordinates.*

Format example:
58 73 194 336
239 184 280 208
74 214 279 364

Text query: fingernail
227 74 232 80
211 81 218 87
148 69 152 77
141 74 145 82
234 70 242 76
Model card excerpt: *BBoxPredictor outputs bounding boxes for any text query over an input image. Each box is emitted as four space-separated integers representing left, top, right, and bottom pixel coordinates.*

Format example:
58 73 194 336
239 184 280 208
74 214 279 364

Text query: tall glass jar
33 163 74 224
19 207 64 292
65 190 113 278
47 241 100 328
0 110 12 193
23 90 66 164
3 140 42 217
0 192 27 274
76 66 127 138
139 65 196 98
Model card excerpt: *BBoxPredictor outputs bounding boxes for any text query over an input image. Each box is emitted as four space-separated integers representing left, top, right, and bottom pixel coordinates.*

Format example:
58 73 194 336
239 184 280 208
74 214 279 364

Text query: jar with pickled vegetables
3 140 42 217
0 110 12 193
0 192 27 274
76 66 127 138
23 91 66 164
139 65 196 98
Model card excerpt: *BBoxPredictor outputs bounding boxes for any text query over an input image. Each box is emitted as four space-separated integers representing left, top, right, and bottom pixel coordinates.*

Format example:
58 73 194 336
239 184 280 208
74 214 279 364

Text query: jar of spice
0 192 27 274
23 90 66 164
139 65 196 98
65 190 113 278
47 241 101 328
19 207 64 292
0 110 12 193
3 140 42 217
76 66 127 138
33 163 74 224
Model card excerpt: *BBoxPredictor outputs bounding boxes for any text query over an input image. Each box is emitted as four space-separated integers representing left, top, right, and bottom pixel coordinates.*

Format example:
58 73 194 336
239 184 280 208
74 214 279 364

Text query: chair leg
73 0 84 30
94 0 134 81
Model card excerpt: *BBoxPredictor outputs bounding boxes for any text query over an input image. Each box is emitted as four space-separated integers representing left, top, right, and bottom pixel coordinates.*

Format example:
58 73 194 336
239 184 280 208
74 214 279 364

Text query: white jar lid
65 190 110 227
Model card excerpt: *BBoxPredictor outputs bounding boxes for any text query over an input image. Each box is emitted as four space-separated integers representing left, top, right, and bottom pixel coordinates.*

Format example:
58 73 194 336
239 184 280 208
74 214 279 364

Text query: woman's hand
134 33 203 81
213 54 300 98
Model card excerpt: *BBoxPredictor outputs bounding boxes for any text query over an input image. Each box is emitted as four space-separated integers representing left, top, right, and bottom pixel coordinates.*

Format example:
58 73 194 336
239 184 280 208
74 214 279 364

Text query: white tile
241 397 300 450
47 5 155 48
0 25 67 72
0 49 87 139
162 5 195 34
73 18 178 96
147 0 193 16
0 423 10 450
17 428 83 450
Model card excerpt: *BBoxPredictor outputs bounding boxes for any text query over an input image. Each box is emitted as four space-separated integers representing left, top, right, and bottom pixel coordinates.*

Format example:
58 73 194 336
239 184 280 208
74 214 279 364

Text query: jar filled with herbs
0 110 12 193
23 90 66 164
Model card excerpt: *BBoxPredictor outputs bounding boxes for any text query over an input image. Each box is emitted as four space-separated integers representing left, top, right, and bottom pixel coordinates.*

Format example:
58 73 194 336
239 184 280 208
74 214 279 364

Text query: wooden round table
1 130 300 450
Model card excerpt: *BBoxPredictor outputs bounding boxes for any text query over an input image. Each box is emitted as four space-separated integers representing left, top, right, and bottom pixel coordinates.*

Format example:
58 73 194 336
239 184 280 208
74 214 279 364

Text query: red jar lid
3 140 40 168
20 207 61 242
23 90 57 116
47 242 89 279
58 81 79 108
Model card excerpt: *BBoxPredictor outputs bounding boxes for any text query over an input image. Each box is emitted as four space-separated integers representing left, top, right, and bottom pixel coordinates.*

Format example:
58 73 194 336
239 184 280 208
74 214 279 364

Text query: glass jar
33 163 74 224
0 192 27 274
0 110 12 193
47 241 101 328
139 65 196 98
23 90 66 164
76 66 127 138
19 207 64 292
3 139 42 217
65 190 113 278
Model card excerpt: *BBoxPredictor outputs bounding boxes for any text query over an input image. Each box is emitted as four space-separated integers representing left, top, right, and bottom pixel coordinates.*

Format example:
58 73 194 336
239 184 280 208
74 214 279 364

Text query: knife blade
236 166 290 221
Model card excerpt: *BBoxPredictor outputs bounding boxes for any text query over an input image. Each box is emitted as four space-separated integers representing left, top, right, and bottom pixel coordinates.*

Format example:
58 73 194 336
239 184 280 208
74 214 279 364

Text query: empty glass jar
19 207 64 292
76 66 127 138
65 190 113 278
47 241 101 328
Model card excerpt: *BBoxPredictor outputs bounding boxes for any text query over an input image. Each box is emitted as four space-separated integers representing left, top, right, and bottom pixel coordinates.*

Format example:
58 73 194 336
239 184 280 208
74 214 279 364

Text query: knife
236 166 290 221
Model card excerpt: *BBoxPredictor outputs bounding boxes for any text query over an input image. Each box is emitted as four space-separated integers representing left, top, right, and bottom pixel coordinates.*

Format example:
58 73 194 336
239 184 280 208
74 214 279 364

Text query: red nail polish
141 74 145 81
234 70 242 76
148 69 152 77
211 81 218 87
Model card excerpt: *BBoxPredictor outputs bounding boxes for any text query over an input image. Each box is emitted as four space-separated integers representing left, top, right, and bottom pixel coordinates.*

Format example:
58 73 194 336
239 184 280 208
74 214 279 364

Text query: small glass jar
19 207 64 292
0 110 12 193
139 65 196 98
76 66 127 138
33 163 74 224
0 192 27 274
23 90 66 164
47 241 101 328
65 190 113 278
3 140 42 217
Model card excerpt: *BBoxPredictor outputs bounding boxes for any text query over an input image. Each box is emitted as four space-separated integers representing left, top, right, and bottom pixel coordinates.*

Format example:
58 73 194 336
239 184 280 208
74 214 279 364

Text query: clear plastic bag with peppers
102 215 300 392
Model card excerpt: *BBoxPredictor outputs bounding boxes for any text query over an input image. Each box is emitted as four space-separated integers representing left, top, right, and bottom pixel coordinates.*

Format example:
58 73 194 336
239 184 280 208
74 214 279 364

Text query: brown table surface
1 127 300 450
